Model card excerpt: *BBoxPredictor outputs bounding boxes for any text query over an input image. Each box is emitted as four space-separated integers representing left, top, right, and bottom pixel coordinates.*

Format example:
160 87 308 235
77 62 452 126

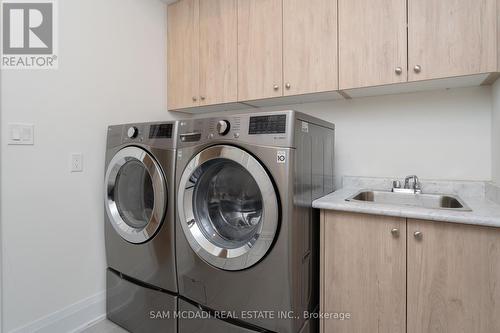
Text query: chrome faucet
392 175 422 194
404 175 421 193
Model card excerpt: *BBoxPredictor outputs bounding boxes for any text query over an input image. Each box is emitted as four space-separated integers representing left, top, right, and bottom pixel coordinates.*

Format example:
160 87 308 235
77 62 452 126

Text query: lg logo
3 2 53 54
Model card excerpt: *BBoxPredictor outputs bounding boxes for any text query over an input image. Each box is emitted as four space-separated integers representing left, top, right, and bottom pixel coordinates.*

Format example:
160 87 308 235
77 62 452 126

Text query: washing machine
175 110 335 333
104 122 179 333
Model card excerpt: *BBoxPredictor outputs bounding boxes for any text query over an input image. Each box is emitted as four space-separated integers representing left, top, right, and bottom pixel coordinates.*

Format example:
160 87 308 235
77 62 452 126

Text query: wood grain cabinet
407 219 500 333
320 211 406 333
167 0 500 111
167 0 237 110
321 211 500 333
237 0 338 101
339 0 407 90
339 0 499 89
237 0 283 101
167 0 199 110
408 0 498 81
199 0 238 106
283 0 338 95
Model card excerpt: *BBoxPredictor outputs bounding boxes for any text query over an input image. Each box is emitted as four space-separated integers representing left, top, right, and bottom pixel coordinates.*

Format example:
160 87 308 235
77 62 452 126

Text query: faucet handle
414 179 422 193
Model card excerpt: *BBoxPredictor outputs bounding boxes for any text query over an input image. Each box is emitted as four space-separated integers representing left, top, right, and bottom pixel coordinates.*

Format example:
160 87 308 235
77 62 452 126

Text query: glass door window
114 160 154 229
105 147 166 244
193 159 263 249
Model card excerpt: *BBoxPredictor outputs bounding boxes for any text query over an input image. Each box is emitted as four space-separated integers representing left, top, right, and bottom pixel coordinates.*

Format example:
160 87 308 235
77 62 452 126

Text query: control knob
216 120 231 136
127 126 139 139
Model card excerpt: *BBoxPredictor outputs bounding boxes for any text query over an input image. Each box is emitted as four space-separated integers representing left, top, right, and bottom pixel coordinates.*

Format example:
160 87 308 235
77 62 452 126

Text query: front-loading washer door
105 146 167 244
178 145 279 271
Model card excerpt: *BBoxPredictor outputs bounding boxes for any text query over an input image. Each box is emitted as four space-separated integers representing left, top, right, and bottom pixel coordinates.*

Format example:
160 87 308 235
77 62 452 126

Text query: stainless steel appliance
104 122 178 333
175 111 335 332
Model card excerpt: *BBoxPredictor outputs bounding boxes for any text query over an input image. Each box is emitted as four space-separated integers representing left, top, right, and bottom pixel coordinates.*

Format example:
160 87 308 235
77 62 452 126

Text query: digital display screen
248 115 287 135
149 124 173 139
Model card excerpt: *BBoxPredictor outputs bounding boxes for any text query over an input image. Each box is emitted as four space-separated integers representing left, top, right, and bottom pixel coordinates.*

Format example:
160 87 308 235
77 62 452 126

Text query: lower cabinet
320 211 406 333
407 219 500 333
321 211 500 333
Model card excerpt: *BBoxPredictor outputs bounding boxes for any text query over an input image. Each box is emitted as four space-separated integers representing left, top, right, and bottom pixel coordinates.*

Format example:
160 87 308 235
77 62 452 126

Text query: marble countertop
313 177 500 228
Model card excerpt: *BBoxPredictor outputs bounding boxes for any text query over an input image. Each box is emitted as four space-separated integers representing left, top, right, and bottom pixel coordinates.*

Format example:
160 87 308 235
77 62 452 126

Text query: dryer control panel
149 123 173 139
107 121 178 149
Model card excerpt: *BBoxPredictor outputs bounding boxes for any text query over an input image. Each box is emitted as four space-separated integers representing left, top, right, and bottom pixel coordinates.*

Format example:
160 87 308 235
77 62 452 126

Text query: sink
346 190 471 211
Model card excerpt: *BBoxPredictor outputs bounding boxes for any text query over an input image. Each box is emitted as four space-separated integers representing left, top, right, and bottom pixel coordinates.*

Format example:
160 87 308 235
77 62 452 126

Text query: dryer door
178 145 279 271
105 146 167 244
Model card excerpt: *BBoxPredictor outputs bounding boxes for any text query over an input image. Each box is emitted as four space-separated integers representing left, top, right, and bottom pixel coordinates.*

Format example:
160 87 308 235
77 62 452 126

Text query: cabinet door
167 0 199 110
237 0 283 101
339 0 407 89
407 219 500 333
283 0 338 95
199 0 237 106
321 211 406 333
408 0 497 81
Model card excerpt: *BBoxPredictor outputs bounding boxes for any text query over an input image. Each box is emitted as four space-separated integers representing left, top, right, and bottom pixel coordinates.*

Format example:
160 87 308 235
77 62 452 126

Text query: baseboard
8 291 106 333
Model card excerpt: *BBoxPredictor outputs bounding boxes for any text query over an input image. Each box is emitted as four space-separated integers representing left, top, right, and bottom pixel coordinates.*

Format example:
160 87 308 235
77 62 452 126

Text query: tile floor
80 319 129 333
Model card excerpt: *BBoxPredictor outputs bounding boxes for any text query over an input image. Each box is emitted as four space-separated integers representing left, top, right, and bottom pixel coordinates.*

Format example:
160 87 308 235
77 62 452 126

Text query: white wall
0 0 494 332
0 0 178 332
493 81 500 185
242 87 492 187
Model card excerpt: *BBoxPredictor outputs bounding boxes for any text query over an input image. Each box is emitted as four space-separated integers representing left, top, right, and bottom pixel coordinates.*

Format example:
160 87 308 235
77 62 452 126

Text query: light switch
11 127 21 141
71 153 83 172
8 123 34 145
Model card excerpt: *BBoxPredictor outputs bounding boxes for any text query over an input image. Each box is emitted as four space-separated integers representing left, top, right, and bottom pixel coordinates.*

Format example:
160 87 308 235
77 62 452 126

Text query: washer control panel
177 111 294 148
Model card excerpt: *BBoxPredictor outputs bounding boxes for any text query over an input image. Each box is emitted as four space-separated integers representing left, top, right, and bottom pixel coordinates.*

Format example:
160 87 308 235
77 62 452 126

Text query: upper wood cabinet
167 0 500 111
339 0 407 90
321 211 406 333
167 0 199 110
199 0 237 106
167 0 237 110
283 0 338 95
498 0 500 72
408 0 497 81
237 0 283 101
407 219 500 333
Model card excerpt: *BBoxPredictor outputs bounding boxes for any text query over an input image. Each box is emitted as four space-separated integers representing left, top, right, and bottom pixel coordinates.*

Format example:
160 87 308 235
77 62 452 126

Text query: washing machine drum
178 145 279 271
105 146 167 244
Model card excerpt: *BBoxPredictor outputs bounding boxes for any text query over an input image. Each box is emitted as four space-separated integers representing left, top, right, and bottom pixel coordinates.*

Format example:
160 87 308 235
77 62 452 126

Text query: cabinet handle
273 84 279 91
285 83 291 89
391 228 400 237
395 67 403 75
192 96 197 102
200 96 206 101
413 65 422 73
414 231 423 240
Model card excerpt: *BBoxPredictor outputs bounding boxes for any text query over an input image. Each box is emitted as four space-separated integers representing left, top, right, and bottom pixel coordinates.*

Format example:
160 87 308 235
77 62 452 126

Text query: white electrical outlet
71 153 83 172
